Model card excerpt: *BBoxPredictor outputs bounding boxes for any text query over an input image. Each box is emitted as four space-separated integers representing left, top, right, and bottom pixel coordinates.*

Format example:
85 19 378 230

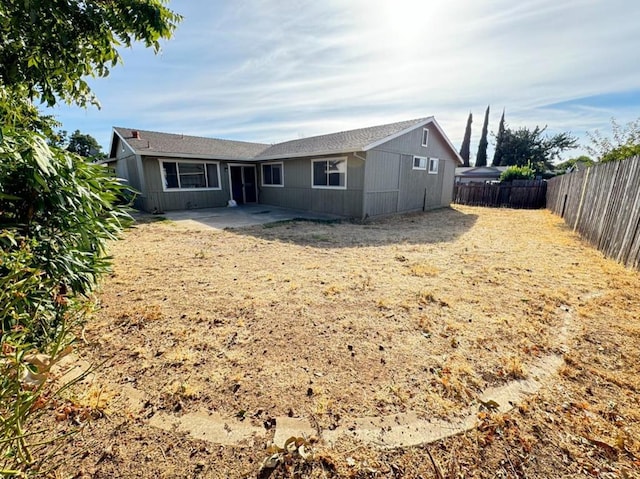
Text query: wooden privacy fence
453 180 547 208
546 156 640 270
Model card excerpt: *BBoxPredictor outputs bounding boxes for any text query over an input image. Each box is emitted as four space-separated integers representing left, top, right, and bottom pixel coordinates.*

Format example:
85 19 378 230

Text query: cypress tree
492 109 506 166
459 112 472 167
475 105 490 166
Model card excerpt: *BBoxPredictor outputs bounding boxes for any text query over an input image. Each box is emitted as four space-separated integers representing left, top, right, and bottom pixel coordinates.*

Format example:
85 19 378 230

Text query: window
413 156 428 170
262 162 283 187
160 160 221 191
413 156 439 174
312 158 347 189
421 128 429 147
428 158 439 174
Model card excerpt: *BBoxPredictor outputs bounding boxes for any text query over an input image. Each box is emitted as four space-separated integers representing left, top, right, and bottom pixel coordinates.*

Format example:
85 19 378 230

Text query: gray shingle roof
111 116 464 163
112 127 270 160
255 118 430 159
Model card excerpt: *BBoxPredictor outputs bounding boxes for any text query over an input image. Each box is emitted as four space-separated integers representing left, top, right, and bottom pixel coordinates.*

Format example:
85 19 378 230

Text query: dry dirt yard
47 205 640 478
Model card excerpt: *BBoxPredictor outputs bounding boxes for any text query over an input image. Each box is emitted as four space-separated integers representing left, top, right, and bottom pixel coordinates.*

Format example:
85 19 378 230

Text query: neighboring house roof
109 117 463 164
110 127 270 160
455 166 508 177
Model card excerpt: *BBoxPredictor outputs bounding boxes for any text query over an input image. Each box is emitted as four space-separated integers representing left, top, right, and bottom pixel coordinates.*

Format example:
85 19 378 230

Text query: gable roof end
363 117 464 166
254 118 432 160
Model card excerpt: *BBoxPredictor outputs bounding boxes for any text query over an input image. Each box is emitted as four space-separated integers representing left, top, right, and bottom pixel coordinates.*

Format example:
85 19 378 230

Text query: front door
229 165 257 204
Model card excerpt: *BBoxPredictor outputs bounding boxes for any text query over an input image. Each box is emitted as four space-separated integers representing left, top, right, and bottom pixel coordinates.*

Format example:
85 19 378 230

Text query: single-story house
454 166 509 184
106 117 463 219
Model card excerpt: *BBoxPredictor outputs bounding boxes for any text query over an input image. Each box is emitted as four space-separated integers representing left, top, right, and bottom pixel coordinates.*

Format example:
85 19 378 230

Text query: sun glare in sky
50 0 640 160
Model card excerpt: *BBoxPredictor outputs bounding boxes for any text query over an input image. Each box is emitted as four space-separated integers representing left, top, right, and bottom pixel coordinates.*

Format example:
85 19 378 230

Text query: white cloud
48 0 640 160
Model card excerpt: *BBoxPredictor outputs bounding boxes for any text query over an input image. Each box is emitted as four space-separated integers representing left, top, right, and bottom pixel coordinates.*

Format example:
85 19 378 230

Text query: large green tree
475 105 490 166
492 109 506 166
497 126 577 174
67 129 105 160
67 130 101 157
48 129 106 160
0 0 181 107
0 1 180 473
459 112 472 167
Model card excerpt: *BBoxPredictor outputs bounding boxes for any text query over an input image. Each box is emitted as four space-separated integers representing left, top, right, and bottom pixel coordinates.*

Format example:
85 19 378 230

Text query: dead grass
45 205 640 478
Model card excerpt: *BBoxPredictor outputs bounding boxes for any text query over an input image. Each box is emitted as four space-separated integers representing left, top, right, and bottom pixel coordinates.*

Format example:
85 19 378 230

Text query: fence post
573 167 591 232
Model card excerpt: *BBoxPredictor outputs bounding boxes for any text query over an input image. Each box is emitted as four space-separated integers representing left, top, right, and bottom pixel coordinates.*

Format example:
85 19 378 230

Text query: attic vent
131 130 140 139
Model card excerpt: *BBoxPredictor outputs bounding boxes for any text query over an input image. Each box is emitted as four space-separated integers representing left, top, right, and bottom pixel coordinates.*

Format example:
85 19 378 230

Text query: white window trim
159 158 222 192
311 157 348 190
428 158 439 175
421 128 429 147
413 156 428 171
261 161 284 188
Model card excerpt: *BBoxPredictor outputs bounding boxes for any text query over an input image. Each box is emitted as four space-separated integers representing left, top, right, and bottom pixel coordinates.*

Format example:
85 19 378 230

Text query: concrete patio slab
135 205 344 230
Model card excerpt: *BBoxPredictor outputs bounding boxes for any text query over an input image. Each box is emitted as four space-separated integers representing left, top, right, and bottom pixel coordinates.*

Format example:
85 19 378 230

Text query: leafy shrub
0 0 180 471
0 123 129 474
499 165 535 182
600 143 640 163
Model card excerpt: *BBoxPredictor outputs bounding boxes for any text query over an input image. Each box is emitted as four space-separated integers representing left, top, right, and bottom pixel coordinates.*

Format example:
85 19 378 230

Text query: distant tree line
458 106 577 175
49 129 106 161
459 108 640 177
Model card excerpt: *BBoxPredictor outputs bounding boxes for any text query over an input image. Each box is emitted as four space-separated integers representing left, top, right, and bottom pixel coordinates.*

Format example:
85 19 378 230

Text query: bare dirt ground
44 205 640 478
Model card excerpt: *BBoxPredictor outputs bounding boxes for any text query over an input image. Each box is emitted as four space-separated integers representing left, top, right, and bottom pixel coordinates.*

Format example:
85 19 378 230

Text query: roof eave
137 150 260 161
429 118 464 165
362 117 434 151
362 117 464 166
97 158 117 165
255 149 360 161
109 128 138 158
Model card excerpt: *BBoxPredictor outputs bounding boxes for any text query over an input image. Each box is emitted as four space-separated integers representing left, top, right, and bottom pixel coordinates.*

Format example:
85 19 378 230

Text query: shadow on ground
229 207 478 248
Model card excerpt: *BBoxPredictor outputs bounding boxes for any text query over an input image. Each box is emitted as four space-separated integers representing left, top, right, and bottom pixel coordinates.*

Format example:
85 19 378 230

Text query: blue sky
47 0 640 163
